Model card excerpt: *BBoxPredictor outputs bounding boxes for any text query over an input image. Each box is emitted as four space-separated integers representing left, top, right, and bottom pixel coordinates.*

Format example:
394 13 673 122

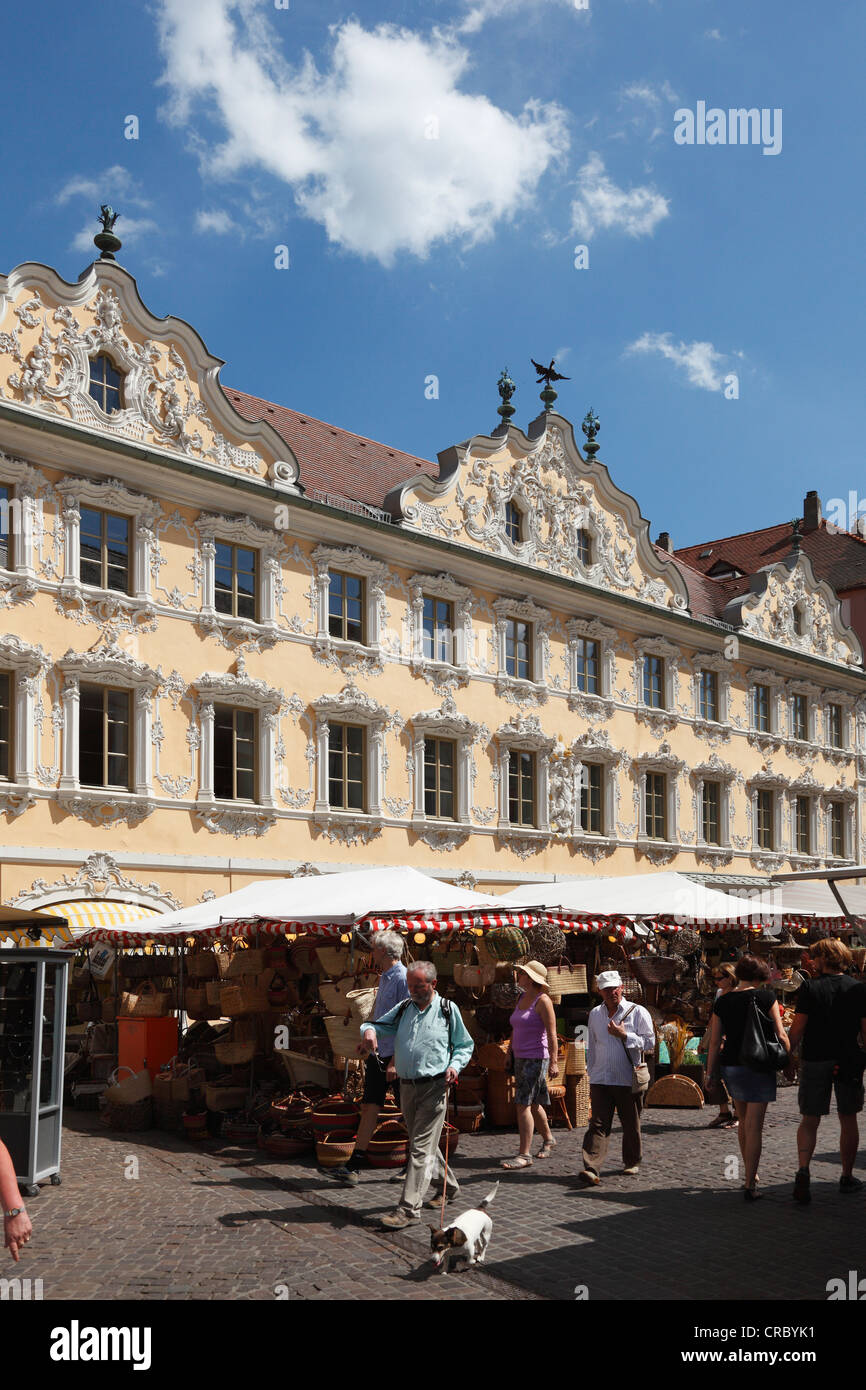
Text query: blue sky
4 0 864 548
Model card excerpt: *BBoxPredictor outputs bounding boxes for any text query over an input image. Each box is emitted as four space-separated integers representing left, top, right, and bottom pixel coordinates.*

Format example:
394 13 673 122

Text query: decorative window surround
821 688 854 759
566 617 616 718
195 512 281 645
690 754 736 855
0 633 48 816
409 693 482 850
746 766 790 858
548 730 623 842
786 678 820 749
408 573 473 687
192 655 281 836
493 597 551 705
0 452 43 599
311 545 388 672
633 741 684 848
821 784 857 863
692 652 732 741
494 713 554 854
56 475 159 613
312 681 390 844
746 668 786 752
634 636 681 732
57 638 161 825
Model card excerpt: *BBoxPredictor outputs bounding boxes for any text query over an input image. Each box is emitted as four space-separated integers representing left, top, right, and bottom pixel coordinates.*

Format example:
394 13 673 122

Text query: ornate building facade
0 251 864 919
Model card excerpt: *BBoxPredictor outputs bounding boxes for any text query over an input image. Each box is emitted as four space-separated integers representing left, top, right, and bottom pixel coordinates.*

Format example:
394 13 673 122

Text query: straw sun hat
516 960 549 989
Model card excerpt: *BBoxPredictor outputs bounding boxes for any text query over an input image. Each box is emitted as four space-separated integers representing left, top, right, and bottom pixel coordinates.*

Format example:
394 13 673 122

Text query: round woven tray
644 1074 704 1108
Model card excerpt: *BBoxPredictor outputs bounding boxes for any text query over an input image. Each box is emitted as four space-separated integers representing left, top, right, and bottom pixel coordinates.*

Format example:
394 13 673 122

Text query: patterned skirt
514 1057 551 1108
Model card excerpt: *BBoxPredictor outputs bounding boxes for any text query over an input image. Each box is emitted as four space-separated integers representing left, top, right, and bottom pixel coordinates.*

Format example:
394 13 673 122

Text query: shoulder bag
619 1005 651 1094
740 993 788 1073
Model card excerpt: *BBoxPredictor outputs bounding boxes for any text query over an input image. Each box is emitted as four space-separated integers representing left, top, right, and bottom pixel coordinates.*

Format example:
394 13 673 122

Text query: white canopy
499 871 783 925
73 865 537 945
744 880 866 924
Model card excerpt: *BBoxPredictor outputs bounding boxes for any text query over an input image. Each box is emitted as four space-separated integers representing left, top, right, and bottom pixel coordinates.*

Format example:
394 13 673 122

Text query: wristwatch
3 1207 25 1219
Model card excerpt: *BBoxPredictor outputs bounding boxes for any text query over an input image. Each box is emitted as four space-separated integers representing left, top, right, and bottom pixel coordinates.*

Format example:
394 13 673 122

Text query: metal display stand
0 947 70 1195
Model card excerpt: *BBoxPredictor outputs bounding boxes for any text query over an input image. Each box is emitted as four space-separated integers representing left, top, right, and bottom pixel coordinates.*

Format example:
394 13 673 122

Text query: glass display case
0 948 70 1195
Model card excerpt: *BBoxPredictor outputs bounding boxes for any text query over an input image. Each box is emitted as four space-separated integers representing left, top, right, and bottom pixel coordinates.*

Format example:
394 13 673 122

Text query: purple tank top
510 994 549 1059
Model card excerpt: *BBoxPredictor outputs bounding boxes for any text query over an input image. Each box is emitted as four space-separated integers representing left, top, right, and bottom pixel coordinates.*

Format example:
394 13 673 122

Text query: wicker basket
523 924 568 966
345 988 377 1024
319 978 355 1014
324 1015 362 1059
455 1064 487 1104
186 949 219 980
645 1074 704 1108
121 983 171 1018
438 1122 459 1157
291 936 321 973
453 1102 484 1133
205 1082 249 1112
310 1099 360 1137
122 954 177 980
263 1127 314 1157
185 986 209 1019
546 961 588 1002
628 955 681 987
563 1041 587 1076
226 948 266 978
367 1120 409 1169
220 983 269 1016
315 944 354 976
205 980 224 1008
475 1042 510 1072
453 963 496 989
271 1098 312 1129
105 1097 153 1131
316 1132 356 1168
486 1072 517 1126
214 1038 257 1065
222 1117 259 1145
567 1073 590 1127
480 927 529 963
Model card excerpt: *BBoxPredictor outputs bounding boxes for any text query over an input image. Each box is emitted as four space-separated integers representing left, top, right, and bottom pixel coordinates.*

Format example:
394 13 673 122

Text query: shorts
721 1065 776 1104
514 1057 550 1108
362 1052 400 1108
798 1058 866 1117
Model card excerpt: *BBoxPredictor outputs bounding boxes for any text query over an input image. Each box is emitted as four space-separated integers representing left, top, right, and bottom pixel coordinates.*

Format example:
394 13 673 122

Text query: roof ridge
675 519 792 552
225 383 434 466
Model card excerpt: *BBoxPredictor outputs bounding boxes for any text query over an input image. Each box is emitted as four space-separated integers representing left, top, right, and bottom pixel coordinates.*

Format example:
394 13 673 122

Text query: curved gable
722 552 862 666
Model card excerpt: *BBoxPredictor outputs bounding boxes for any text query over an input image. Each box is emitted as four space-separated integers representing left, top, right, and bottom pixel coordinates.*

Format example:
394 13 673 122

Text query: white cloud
705 28 724 41
195 209 239 235
155 2 569 266
625 332 729 391
570 154 669 238
619 80 678 109
457 0 584 35
70 217 159 254
57 166 150 208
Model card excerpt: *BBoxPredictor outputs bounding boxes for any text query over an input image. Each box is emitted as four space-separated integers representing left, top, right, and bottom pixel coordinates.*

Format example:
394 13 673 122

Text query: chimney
803 489 821 531
656 531 673 553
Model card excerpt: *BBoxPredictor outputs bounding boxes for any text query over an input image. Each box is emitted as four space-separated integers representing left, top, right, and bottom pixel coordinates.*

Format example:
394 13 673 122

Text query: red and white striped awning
541 912 681 935
700 916 862 935
235 910 537 937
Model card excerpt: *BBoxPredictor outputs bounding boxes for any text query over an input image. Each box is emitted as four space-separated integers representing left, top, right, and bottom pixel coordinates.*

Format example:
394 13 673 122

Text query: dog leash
440 1079 453 1229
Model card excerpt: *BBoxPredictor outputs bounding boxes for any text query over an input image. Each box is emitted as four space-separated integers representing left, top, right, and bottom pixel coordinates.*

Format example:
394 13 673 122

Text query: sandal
707 1114 733 1129
537 1138 557 1159
501 1154 533 1169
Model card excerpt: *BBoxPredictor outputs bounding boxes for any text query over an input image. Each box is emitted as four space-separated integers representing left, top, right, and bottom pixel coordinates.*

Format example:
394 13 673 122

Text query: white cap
596 970 623 990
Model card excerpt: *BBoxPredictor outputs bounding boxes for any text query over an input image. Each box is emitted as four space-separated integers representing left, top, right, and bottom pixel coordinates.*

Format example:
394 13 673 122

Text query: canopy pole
827 878 854 929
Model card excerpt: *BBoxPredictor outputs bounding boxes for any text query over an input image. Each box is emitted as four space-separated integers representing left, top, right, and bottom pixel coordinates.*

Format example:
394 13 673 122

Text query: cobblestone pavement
10 1089 866 1301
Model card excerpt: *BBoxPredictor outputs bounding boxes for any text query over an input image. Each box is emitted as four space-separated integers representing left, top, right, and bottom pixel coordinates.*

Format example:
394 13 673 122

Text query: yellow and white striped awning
0 900 165 947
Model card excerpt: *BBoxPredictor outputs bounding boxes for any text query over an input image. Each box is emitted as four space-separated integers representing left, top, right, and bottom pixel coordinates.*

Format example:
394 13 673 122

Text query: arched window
504 500 523 545
88 355 123 415
576 528 592 566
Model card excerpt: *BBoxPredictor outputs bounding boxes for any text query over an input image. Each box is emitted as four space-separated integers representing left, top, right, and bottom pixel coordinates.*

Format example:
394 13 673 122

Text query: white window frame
193 657 281 813
410 695 482 829
691 756 736 849
692 652 732 730
566 617 616 714
822 689 854 751
57 475 158 605
494 714 554 836
312 544 388 663
0 634 47 814
787 679 820 745
747 772 789 854
57 638 160 821
408 573 473 681
746 668 786 741
822 790 856 861
634 637 680 714
634 744 684 847
0 453 44 582
197 512 280 636
312 682 390 828
493 597 551 698
788 788 819 860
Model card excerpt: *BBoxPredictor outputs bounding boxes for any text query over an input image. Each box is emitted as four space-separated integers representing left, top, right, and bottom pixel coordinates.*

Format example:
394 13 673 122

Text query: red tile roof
225 386 439 509
675 521 866 595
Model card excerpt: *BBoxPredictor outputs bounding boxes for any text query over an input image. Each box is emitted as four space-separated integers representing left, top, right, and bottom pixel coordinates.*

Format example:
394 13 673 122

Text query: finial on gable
581 408 600 459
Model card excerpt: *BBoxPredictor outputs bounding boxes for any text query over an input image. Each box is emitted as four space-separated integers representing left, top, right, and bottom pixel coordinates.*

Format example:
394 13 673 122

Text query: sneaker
622 1165 640 1176
346 1149 370 1172
389 1167 408 1183
424 1191 458 1209
380 1208 420 1229
577 1170 600 1186
840 1175 864 1194
333 1165 360 1186
793 1167 811 1205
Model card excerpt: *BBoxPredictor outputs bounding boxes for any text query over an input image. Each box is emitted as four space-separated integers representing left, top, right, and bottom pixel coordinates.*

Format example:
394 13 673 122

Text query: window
423 738 455 820
643 655 665 709
79 507 129 592
644 772 667 839
794 796 811 855
214 542 257 622
579 763 603 835
504 501 523 545
829 802 845 858
328 572 365 644
505 618 533 681
756 790 774 850
576 529 593 567
753 684 771 732
422 597 453 665
213 705 256 801
827 704 844 748
328 723 365 811
0 484 10 570
791 694 808 742
575 638 600 695
88 355 123 414
79 685 131 790
699 670 718 723
0 672 10 780
792 605 804 637
508 750 536 827
702 781 721 845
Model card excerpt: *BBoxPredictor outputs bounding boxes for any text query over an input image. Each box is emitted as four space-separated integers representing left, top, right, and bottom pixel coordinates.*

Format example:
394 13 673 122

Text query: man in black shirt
787 939 866 1204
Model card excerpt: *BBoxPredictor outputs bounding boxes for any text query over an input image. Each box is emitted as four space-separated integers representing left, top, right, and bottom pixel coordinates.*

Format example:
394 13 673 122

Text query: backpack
392 995 454 1054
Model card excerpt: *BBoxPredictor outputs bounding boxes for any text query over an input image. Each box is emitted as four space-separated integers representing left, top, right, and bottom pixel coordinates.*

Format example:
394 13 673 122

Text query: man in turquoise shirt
360 960 474 1228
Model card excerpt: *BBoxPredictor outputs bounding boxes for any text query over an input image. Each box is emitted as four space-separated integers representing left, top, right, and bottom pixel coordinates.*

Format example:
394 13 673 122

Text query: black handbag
740 994 787 1072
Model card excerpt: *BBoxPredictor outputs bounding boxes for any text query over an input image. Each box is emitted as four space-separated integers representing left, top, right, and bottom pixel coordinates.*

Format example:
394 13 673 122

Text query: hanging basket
315 943 357 976
205 981 224 1008
214 1038 257 1066
345 988 377 1024
290 935 321 973
226 947 266 978
185 986 210 1019
628 955 681 987
324 1015 362 1060
319 978 355 1014
186 949 219 980
220 983 270 1016
489 981 521 1011
121 982 171 1018
453 963 496 989
523 924 568 966
546 960 588 1003
480 927 529 963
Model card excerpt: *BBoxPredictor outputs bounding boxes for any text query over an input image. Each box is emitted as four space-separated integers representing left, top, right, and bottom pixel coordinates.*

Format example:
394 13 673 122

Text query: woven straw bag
324 1015 362 1059
214 1038 257 1065
315 943 354 977
186 949 219 980
319 977 355 1014
345 988 377 1024
185 986 209 1018
220 982 269 1016
226 947 266 978
121 981 170 1018
546 959 588 1003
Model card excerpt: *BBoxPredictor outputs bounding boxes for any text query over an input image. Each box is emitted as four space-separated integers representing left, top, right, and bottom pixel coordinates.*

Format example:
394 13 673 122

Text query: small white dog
428 1184 499 1272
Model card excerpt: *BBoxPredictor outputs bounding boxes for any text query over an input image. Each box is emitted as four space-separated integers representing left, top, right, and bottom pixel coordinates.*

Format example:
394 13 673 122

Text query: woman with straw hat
501 961 559 1169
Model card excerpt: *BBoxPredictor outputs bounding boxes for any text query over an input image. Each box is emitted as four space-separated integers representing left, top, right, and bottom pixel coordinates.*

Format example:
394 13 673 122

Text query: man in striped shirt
578 970 655 1185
